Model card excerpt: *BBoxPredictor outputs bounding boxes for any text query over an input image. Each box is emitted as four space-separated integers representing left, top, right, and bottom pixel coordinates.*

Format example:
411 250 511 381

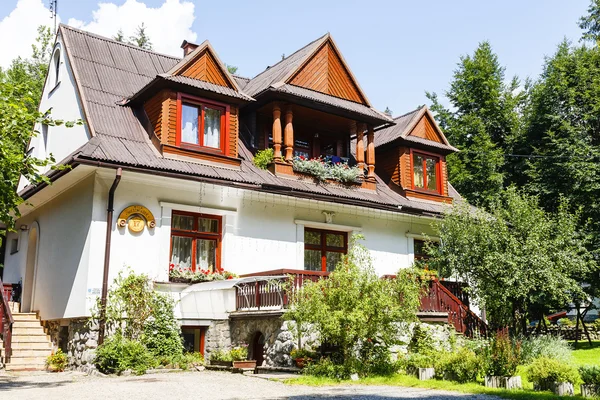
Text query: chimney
180 40 198 57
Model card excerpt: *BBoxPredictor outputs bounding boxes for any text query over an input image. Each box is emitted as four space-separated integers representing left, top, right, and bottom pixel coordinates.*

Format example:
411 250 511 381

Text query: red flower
227 276 233 280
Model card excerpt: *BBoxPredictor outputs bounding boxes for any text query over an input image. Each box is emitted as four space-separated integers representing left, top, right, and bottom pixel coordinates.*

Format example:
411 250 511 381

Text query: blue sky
0 0 589 115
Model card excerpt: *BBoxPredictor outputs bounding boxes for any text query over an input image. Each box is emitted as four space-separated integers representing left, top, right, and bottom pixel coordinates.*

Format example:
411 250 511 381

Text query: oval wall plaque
117 205 156 233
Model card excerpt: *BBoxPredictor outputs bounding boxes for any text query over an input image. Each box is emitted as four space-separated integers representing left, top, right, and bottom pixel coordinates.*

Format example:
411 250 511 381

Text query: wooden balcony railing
420 279 487 338
0 280 14 362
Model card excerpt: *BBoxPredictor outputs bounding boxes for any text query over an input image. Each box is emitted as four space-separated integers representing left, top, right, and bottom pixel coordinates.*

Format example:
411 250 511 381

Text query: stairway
2 311 53 371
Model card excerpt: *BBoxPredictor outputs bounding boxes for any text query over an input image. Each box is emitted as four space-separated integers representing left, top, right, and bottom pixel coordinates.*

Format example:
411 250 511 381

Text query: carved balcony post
272 102 282 159
366 125 375 179
355 122 365 171
284 105 294 162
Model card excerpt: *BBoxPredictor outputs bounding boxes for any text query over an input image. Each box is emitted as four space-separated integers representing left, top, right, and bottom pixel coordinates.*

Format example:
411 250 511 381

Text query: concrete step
7 356 48 365
11 348 53 358
11 341 53 350
12 313 39 321
6 362 46 371
13 320 43 328
11 327 47 336
11 333 51 343
8 301 20 313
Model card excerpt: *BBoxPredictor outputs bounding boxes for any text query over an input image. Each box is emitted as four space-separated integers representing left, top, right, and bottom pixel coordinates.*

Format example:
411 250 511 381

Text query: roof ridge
233 74 250 81
249 32 329 80
59 23 181 61
393 105 425 121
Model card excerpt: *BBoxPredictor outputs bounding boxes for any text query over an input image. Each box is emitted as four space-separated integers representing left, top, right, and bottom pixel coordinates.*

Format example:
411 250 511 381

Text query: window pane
325 252 342 272
413 154 424 188
181 105 199 144
304 249 322 271
326 233 344 248
196 239 217 272
170 236 192 269
304 230 321 246
198 217 218 233
204 107 221 149
172 214 194 230
426 157 438 191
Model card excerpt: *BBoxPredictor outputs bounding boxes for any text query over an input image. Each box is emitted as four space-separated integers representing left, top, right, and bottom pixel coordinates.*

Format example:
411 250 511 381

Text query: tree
428 187 597 334
285 236 422 377
129 23 153 50
427 42 525 207
113 29 125 43
579 0 600 44
384 106 393 117
225 64 238 75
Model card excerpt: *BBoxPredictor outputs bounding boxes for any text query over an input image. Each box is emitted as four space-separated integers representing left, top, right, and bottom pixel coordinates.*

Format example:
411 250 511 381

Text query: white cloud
68 0 197 57
0 0 53 68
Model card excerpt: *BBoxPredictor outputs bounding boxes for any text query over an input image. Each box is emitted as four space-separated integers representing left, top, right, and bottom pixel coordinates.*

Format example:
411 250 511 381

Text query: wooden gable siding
144 92 163 141
144 89 177 144
289 41 366 104
179 49 232 88
229 106 239 158
409 114 444 143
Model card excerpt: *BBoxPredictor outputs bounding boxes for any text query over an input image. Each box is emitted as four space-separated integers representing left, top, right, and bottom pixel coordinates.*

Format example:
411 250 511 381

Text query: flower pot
211 360 232 367
581 384 600 398
485 376 522 390
418 368 435 381
232 360 256 369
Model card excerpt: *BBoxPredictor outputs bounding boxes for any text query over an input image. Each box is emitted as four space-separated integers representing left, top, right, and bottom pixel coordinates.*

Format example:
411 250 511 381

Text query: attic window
176 93 229 154
53 49 60 86
412 151 440 194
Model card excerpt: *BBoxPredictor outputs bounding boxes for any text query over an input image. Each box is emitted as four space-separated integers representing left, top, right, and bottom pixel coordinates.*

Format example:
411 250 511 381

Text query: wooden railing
419 279 487 338
439 280 470 308
0 279 14 362
236 269 329 311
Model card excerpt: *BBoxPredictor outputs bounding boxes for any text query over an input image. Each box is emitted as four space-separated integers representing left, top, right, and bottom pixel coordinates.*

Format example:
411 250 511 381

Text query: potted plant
527 356 580 396
580 366 600 398
46 349 68 372
290 348 317 368
484 332 522 389
231 345 256 369
209 349 233 367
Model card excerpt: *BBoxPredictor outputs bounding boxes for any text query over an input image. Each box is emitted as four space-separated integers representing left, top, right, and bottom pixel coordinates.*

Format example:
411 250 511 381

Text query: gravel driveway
0 370 497 400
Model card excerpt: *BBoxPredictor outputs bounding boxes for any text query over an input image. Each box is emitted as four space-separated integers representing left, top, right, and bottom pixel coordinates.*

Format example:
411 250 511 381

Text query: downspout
98 168 122 345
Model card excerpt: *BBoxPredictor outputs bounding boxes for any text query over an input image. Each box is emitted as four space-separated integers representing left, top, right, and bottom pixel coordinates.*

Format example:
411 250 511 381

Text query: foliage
520 335 573 364
579 0 600 44
225 64 238 74
209 348 232 362
290 348 319 359
94 333 156 375
175 352 204 370
113 29 125 42
526 356 580 385
405 352 437 371
230 345 248 361
292 156 363 183
557 317 574 327
142 294 184 358
407 325 437 355
168 265 237 282
484 332 521 377
303 357 353 380
427 41 525 207
129 23 153 50
46 349 68 372
437 347 482 383
579 365 600 385
429 187 597 333
252 148 274 169
285 235 422 378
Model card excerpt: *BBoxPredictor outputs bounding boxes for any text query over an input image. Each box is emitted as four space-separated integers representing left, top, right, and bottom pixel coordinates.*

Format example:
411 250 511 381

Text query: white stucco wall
18 33 90 191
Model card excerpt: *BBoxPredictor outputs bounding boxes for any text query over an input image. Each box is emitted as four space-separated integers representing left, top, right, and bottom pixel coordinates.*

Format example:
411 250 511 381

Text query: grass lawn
288 344 600 400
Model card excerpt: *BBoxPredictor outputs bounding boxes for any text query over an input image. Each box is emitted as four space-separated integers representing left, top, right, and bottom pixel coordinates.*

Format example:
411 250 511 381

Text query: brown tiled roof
54 24 461 216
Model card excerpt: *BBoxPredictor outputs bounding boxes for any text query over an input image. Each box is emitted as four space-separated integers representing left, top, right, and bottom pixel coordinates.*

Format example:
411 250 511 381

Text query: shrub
520 335 572 364
253 148 274 169
406 352 437 372
142 294 184 358
293 157 329 181
171 352 204 370
292 156 363 183
46 349 68 372
592 318 600 330
408 325 437 355
557 317 574 326
303 357 353 380
579 365 600 385
526 356 580 386
327 162 363 183
484 331 521 377
95 334 156 375
230 345 248 361
437 347 482 383
209 348 232 362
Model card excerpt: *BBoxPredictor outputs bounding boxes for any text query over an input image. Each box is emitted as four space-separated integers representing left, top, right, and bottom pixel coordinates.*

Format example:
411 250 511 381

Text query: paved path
0 370 498 400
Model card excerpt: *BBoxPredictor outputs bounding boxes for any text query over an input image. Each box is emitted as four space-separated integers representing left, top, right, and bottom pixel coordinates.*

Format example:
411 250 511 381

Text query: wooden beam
366 125 375 179
354 122 364 170
284 105 294 162
272 103 282 159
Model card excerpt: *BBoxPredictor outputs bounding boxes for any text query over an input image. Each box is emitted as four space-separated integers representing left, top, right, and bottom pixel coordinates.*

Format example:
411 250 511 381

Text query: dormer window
176 93 229 153
412 151 440 194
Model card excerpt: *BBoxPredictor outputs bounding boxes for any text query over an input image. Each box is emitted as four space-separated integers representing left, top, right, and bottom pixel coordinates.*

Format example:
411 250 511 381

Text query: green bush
46 349 68 372
169 352 204 370
253 148 274 169
437 347 482 383
558 317 575 326
520 335 572 364
579 365 600 385
209 348 232 362
142 294 183 358
526 356 580 386
406 352 437 372
95 334 156 375
230 345 248 361
484 331 521 377
408 325 437 354
303 357 353 380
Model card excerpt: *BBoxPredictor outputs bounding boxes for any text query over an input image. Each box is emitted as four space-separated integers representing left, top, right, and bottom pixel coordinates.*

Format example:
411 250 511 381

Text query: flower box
581 384 600 398
418 368 435 381
233 360 256 369
485 376 522 390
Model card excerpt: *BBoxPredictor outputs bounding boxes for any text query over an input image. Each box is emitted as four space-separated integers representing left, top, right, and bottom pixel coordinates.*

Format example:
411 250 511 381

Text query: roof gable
408 113 445 144
168 41 239 91
287 38 368 105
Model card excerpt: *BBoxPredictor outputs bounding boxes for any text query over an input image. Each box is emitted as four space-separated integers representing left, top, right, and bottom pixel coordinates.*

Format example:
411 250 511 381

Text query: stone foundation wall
205 319 231 361
68 318 99 374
